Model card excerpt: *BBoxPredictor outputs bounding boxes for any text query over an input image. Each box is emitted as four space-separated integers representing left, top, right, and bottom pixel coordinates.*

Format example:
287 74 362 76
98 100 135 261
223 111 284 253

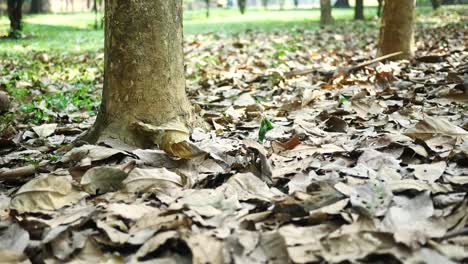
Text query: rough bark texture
333 0 350 8
378 0 416 60
354 0 364 20
239 0 246 14
7 0 24 36
85 0 192 148
320 0 333 25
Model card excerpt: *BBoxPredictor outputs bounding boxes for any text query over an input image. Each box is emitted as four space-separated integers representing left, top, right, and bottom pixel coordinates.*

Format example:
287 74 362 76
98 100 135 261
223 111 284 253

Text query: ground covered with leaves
0 10 467 264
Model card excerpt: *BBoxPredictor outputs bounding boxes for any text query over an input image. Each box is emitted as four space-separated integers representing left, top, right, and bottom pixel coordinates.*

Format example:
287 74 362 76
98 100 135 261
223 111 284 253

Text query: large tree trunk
320 0 333 25
7 0 24 37
378 0 416 60
85 0 193 150
333 0 350 8
238 0 246 14
354 0 364 20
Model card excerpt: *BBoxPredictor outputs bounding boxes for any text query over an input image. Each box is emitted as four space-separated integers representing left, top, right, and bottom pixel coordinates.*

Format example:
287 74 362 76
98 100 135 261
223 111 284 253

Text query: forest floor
0 7 467 264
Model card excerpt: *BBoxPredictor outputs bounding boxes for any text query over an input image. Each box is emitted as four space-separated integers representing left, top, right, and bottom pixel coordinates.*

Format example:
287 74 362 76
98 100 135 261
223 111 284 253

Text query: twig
440 227 468 240
284 51 404 78
0 165 36 181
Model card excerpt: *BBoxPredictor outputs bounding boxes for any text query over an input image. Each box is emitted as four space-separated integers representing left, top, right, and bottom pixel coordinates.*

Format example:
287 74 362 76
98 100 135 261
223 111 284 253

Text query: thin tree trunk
354 0 364 20
279 0 285 10
294 0 298 8
377 0 383 17
85 0 193 148
205 0 210 18
320 0 333 25
262 0 268 9
239 0 246 14
378 0 416 60
333 0 350 8
30 0 42 13
7 0 24 37
93 0 98 29
431 0 441 9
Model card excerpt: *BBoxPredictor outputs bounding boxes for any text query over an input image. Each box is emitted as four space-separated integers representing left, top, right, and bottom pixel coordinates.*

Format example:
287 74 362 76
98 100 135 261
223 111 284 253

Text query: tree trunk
279 0 285 10
239 0 246 14
354 0 364 20
333 0 350 8
431 0 441 9
7 0 24 37
205 0 210 18
30 0 42 13
261 0 268 9
378 0 416 60
85 0 193 149
377 0 383 17
293 0 298 8
320 0 333 25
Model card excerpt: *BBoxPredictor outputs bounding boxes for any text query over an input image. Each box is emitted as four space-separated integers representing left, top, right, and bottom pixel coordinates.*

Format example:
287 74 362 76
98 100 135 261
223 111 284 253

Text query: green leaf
339 94 349 103
258 117 274 143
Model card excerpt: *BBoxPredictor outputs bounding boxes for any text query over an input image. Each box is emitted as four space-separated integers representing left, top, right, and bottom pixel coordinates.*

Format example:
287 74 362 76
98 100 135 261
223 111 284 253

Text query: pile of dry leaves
0 11 467 263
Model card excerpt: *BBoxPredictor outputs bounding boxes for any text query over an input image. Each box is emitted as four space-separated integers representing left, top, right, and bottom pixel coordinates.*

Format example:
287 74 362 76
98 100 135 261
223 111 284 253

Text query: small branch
284 51 404 79
440 227 468 240
0 165 36 181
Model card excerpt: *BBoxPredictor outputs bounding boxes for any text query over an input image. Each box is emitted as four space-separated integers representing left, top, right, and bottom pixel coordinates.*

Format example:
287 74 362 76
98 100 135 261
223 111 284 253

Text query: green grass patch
0 6 440 55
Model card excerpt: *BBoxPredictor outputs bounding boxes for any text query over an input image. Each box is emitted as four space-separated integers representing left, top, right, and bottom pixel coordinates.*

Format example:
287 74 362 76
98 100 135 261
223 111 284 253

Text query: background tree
30 0 48 13
354 0 364 20
333 0 350 8
238 0 246 14
378 0 416 60
205 0 210 18
293 0 299 8
377 0 383 17
261 0 268 9
85 0 194 152
279 0 285 10
7 0 24 38
320 0 333 25
431 0 441 9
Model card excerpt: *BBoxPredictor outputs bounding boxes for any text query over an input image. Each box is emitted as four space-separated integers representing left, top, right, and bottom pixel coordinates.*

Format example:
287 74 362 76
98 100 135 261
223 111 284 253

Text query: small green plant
258 116 273 142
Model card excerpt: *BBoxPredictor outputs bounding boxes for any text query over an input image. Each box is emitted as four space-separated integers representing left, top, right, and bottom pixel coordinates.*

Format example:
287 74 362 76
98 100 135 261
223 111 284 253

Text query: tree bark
333 0 350 8
320 0 333 25
239 0 246 14
85 0 193 149
7 0 24 37
354 0 364 20
431 0 441 9
378 0 416 60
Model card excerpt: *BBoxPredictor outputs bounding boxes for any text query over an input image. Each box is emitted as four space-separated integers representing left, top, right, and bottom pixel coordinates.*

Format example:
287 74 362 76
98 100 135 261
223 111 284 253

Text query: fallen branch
0 165 36 181
284 51 404 79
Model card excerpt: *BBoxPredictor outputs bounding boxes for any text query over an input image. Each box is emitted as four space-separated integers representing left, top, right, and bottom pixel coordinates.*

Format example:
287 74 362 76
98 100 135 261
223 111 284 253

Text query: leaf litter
0 11 467 263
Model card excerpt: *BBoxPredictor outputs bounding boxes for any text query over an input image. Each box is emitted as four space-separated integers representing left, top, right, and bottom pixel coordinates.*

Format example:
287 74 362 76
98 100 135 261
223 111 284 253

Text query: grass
0 6 436 55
